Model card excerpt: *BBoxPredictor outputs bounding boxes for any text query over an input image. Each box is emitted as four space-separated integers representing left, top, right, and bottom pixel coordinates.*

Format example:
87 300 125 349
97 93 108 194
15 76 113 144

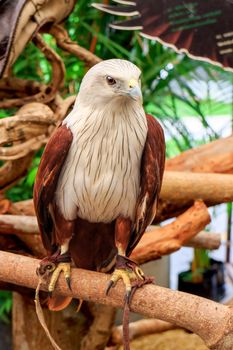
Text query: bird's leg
106 254 147 303
106 217 153 350
106 217 153 303
37 239 72 295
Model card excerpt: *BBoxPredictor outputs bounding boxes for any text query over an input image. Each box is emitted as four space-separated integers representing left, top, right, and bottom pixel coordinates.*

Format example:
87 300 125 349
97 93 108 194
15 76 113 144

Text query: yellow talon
48 262 71 293
108 267 144 294
106 255 149 303
135 266 145 280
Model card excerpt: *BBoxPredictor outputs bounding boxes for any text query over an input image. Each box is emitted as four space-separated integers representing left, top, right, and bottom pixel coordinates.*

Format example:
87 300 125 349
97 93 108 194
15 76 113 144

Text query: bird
92 0 233 72
34 58 165 344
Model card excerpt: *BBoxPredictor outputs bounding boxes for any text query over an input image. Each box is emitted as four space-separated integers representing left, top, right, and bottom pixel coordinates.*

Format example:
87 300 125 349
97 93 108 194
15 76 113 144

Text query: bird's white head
76 59 142 108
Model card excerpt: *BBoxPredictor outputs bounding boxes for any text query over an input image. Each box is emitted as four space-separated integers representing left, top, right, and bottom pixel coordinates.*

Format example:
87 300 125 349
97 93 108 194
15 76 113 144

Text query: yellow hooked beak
128 79 142 101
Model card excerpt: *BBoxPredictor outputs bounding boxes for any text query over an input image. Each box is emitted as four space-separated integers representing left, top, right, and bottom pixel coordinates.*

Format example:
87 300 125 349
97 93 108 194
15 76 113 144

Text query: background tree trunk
12 293 87 350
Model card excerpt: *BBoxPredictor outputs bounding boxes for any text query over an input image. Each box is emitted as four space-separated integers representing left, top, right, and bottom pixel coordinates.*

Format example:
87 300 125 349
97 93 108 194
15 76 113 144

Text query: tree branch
110 319 178 346
166 135 233 175
185 231 221 250
0 201 213 261
131 200 210 264
161 171 233 204
156 171 233 222
145 228 221 250
0 251 232 350
50 25 101 67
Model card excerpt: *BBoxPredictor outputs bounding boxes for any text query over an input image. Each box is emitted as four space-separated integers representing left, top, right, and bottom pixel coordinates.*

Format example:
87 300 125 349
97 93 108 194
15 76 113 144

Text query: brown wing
33 125 73 253
127 114 165 255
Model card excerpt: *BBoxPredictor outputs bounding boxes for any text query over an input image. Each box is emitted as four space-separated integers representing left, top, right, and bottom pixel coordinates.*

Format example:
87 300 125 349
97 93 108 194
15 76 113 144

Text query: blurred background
0 0 232 348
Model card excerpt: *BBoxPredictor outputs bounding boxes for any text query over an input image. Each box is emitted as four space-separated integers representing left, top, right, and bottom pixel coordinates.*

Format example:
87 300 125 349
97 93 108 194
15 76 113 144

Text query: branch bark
50 25 101 67
146 228 221 250
185 231 221 250
155 171 233 222
131 200 210 264
166 135 233 175
161 171 233 204
6 169 233 217
0 34 65 108
110 319 178 346
80 304 116 350
0 251 232 350
0 201 212 260
0 155 34 191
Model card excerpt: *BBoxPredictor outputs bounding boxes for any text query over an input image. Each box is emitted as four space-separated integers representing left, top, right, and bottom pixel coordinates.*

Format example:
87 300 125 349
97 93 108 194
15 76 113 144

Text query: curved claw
66 276 72 291
105 280 115 295
134 266 145 280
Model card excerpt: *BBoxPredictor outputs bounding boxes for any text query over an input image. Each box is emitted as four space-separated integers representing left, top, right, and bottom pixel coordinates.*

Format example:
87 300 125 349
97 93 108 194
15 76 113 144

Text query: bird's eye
46 264 53 270
106 76 116 85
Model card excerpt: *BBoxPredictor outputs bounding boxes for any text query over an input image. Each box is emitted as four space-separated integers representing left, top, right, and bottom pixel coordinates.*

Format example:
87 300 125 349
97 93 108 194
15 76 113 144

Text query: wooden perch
0 251 233 350
131 200 210 264
110 319 178 346
166 135 233 174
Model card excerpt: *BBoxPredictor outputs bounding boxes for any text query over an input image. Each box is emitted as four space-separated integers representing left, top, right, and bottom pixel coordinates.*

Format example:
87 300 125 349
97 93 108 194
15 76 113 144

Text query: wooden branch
0 251 233 350
0 155 34 192
0 136 48 160
50 25 101 67
155 171 233 222
146 227 221 250
6 168 233 214
161 171 233 204
0 201 211 260
186 231 221 250
53 95 76 122
0 215 45 256
0 77 47 97
8 200 35 216
0 213 218 253
110 319 178 346
0 103 55 189
0 34 65 109
0 215 38 235
166 135 233 175
32 34 65 103
81 304 116 350
12 292 86 350
3 169 231 219
131 200 210 264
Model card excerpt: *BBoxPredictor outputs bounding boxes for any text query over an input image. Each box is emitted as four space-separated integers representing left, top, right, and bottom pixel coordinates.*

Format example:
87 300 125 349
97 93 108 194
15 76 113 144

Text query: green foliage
0 291 12 323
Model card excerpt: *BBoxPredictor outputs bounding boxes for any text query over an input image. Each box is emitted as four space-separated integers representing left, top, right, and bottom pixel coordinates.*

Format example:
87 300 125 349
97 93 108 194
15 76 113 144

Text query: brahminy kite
34 59 165 343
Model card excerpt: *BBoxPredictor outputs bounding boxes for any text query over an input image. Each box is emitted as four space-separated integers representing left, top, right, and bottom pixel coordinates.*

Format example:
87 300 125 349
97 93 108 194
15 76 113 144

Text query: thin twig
50 25 101 67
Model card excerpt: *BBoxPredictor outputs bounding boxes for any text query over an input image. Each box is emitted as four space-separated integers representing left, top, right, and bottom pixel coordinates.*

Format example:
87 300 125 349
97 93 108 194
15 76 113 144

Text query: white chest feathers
55 106 148 223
